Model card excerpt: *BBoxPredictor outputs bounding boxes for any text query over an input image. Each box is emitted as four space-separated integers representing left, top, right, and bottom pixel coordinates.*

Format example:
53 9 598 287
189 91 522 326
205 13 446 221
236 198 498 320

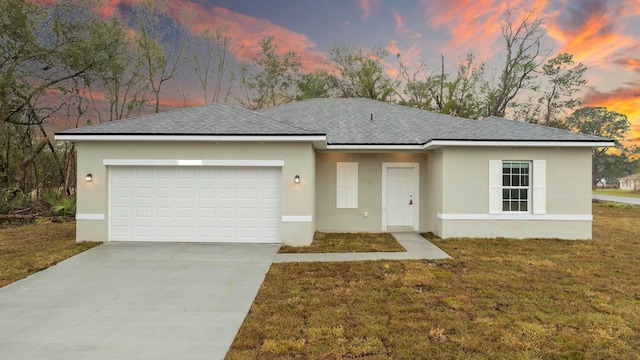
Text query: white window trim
489 159 546 215
336 162 358 209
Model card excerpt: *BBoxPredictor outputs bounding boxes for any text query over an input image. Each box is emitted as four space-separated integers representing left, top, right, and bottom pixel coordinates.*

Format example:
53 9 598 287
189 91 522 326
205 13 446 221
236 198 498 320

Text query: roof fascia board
55 134 327 142
324 140 614 150
425 140 615 148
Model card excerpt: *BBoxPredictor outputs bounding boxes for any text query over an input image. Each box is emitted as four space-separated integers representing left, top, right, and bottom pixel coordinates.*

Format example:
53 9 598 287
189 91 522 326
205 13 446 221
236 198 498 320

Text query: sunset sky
45 0 640 143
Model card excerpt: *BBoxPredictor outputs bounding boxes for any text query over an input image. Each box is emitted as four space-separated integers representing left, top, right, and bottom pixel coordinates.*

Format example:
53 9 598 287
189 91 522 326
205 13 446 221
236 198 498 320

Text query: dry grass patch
227 204 640 359
279 232 405 253
0 221 100 287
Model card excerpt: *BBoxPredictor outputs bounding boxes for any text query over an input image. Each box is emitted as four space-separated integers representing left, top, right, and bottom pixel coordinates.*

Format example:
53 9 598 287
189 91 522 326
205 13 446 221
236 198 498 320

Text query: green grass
227 204 640 359
0 221 100 288
279 232 405 253
593 188 640 198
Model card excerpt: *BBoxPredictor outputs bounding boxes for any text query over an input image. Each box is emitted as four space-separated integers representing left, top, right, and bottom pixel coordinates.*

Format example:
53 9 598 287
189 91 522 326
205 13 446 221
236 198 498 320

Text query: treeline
1 0 637 214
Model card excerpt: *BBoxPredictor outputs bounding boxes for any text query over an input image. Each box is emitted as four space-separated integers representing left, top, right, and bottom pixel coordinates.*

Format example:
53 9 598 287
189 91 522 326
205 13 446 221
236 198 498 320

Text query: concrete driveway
593 194 640 205
0 242 279 360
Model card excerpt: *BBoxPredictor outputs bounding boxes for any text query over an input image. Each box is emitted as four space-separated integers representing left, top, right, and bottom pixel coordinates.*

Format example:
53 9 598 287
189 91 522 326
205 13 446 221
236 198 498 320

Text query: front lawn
593 188 640 198
279 232 405 253
0 221 100 288
227 204 640 359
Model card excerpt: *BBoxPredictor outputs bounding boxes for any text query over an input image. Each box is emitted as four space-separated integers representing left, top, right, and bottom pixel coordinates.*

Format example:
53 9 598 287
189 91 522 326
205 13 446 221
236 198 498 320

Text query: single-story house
618 173 640 191
55 98 614 245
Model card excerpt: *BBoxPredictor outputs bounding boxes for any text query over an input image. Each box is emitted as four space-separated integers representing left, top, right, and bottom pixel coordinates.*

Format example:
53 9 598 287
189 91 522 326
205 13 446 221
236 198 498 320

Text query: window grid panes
502 162 530 212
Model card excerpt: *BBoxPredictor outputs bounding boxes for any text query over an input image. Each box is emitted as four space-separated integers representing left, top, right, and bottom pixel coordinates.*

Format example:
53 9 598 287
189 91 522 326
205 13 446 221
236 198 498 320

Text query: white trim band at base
281 216 313 223
76 213 105 220
437 213 592 221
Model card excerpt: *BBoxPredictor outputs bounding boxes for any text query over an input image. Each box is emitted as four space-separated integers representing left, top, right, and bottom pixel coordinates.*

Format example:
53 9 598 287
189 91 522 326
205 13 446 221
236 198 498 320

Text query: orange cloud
422 0 528 55
421 0 549 57
614 57 640 73
585 86 640 145
358 0 381 20
546 0 635 65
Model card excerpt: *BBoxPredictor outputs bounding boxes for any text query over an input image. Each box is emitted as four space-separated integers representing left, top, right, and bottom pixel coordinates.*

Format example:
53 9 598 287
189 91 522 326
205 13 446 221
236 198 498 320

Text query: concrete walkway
274 232 451 263
593 194 640 205
0 243 279 360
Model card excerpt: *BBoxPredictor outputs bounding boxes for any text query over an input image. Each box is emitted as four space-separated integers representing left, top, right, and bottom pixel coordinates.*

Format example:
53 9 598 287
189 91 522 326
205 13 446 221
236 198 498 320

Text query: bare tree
133 0 188 112
192 27 232 104
482 10 550 117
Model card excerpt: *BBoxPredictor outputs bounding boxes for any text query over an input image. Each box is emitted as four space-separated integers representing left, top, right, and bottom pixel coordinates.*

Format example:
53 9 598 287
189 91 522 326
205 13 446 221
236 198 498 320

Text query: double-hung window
489 160 545 215
502 161 530 212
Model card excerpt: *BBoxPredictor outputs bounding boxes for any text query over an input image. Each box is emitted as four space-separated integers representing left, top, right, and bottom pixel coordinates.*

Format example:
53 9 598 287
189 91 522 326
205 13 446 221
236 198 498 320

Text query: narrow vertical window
336 162 358 208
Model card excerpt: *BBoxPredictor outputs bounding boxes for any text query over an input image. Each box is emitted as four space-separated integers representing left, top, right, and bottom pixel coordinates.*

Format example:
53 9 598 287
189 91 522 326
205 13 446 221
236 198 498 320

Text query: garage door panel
198 207 215 218
112 206 132 218
240 188 257 200
198 168 216 179
136 168 153 179
198 188 215 198
113 188 132 199
110 166 281 243
135 226 153 238
156 226 173 238
135 187 152 199
135 207 153 218
176 207 194 219
176 168 195 179
156 187 173 199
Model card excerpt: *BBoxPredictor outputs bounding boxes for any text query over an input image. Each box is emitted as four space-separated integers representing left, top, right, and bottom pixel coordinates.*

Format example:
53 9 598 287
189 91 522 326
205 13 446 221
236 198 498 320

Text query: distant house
619 174 640 191
56 98 614 244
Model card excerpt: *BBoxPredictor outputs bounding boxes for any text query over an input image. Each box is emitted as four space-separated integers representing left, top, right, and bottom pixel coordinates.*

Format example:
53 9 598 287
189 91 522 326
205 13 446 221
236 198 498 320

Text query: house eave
54 134 613 150
424 139 616 148
55 133 327 142
323 139 615 150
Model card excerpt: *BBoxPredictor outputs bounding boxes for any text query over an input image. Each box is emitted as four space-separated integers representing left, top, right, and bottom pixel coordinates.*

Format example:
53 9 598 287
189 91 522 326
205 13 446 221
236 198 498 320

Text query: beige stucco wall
74 141 315 245
315 152 432 232
437 146 593 239
425 149 443 235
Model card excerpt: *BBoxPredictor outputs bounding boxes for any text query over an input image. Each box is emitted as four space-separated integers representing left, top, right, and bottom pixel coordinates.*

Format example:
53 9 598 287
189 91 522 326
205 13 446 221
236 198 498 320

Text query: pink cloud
358 0 381 20
392 8 406 32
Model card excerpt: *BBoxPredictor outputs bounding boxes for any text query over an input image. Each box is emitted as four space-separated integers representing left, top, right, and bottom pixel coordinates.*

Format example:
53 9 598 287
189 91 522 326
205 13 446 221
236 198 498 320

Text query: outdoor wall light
294 175 300 184
85 173 93 182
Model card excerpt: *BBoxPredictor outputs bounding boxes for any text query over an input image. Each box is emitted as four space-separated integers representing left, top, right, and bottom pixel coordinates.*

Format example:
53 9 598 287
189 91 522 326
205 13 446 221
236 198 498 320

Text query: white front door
383 163 419 229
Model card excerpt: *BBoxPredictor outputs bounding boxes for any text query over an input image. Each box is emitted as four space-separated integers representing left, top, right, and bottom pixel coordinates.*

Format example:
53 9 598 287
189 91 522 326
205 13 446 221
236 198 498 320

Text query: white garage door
109 166 281 243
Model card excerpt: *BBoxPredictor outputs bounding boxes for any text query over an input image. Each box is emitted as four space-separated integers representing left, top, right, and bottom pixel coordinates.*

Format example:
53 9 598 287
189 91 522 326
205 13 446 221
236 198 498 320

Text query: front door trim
382 162 420 231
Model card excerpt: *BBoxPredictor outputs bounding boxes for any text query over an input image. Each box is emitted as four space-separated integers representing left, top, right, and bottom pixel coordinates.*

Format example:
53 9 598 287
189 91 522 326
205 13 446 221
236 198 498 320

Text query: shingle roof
58 103 319 136
57 98 610 145
257 98 608 144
